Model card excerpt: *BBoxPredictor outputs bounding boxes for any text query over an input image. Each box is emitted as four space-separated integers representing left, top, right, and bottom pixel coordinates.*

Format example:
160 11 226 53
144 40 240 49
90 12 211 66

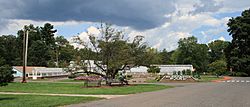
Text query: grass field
0 94 100 107
198 75 222 82
0 82 172 95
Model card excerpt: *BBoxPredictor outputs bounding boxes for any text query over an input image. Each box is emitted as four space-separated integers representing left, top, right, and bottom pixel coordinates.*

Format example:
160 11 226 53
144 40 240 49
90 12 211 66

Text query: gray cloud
0 19 9 33
0 0 176 30
192 0 223 14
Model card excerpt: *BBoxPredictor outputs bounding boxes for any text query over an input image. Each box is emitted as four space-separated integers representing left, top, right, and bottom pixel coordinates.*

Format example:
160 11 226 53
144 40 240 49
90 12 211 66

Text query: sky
0 0 250 51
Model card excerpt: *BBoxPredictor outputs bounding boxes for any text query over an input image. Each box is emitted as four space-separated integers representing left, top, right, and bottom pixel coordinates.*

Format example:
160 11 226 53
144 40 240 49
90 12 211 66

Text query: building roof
13 66 46 73
34 68 64 73
151 65 193 67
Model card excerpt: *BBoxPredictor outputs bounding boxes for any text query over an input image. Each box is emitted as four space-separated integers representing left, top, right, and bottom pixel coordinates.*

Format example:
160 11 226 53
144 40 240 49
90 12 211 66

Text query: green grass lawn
145 79 158 83
198 75 222 82
0 82 171 95
0 94 100 107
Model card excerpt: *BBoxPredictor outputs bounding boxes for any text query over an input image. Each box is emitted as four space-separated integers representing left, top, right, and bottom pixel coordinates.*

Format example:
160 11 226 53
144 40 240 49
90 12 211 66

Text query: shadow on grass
0 97 16 101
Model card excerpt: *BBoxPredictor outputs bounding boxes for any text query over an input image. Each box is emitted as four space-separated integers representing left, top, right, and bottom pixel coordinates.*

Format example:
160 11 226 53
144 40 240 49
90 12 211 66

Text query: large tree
0 35 19 86
226 9 250 76
0 65 14 86
175 36 209 73
16 23 58 67
0 56 14 86
207 40 230 75
159 49 174 64
0 35 19 66
73 24 148 84
208 40 229 62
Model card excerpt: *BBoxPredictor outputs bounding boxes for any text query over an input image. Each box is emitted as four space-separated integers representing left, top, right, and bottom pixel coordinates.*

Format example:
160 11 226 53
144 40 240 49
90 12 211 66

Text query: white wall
128 66 148 73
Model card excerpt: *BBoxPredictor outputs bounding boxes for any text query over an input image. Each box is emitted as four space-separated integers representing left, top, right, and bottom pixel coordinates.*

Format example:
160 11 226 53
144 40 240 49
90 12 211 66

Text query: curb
212 76 232 82
0 92 127 99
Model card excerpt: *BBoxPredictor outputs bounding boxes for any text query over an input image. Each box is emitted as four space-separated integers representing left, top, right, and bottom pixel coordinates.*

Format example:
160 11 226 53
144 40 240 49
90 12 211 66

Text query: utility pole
21 29 30 83
22 30 28 83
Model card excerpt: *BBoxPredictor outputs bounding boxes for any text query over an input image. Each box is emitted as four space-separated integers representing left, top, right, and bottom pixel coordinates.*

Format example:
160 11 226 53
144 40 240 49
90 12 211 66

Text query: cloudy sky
0 0 250 51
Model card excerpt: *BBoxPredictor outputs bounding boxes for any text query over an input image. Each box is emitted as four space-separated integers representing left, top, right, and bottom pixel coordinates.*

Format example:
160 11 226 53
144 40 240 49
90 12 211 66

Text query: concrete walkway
0 92 127 99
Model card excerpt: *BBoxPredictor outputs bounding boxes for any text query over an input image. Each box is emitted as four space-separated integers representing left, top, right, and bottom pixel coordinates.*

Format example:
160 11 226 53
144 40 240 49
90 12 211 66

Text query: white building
83 60 104 72
69 60 105 73
153 65 194 75
13 66 68 79
126 66 148 73
126 65 194 75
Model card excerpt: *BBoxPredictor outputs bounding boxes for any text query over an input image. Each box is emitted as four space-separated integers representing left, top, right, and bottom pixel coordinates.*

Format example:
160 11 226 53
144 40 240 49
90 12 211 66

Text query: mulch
211 76 232 82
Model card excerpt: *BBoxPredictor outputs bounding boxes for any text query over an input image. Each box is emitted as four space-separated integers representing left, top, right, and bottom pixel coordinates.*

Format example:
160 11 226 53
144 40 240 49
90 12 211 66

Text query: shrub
0 65 14 86
147 66 160 74
185 69 192 75
68 73 77 79
177 71 181 75
230 72 248 77
208 60 228 76
182 70 186 75
193 71 201 79
173 71 177 75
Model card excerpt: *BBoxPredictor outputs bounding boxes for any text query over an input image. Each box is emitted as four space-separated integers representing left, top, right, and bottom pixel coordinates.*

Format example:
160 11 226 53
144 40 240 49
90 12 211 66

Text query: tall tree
16 23 57 67
0 55 14 86
175 36 209 73
226 9 250 75
0 35 19 65
0 65 14 86
28 40 50 66
159 49 174 64
143 48 161 65
73 24 148 85
40 23 57 48
54 36 76 67
208 40 229 62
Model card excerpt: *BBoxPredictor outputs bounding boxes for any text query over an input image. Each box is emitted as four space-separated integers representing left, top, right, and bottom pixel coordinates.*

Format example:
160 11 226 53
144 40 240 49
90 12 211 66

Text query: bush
147 66 160 74
0 65 14 86
173 71 177 75
208 60 228 76
185 69 192 75
68 73 77 79
177 71 181 75
230 72 248 77
182 70 186 75
192 71 201 79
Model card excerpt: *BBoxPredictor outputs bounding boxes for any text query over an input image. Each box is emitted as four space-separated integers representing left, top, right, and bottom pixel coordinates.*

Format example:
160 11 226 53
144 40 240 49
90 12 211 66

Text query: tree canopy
72 24 150 83
226 8 250 76
174 36 209 73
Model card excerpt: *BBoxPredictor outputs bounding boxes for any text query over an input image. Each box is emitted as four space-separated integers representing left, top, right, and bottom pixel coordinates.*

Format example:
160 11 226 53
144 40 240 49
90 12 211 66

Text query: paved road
68 77 250 107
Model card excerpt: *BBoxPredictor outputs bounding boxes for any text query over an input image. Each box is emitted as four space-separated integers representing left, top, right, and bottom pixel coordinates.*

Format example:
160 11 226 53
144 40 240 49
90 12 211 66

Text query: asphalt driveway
68 77 250 107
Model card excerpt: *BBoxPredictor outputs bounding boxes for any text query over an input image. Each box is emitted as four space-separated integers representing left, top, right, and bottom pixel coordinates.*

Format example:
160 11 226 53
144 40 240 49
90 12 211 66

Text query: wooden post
21 30 27 83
